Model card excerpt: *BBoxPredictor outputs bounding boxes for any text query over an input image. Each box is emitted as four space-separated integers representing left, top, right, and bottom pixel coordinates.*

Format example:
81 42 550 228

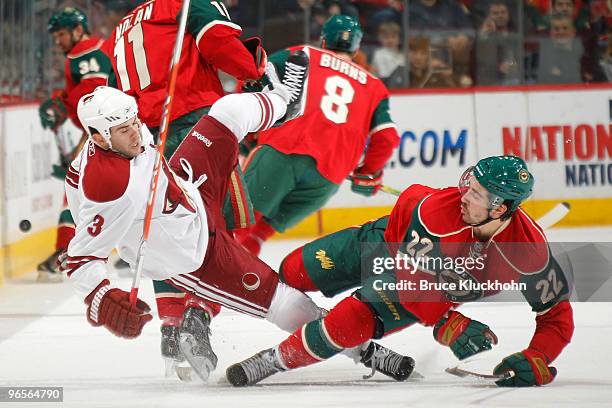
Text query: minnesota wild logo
315 249 335 270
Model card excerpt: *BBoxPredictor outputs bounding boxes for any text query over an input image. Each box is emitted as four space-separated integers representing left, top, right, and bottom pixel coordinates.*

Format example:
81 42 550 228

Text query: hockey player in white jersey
64 52 412 382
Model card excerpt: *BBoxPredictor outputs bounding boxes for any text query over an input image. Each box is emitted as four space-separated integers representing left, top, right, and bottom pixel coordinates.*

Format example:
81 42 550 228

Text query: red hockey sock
323 296 377 348
156 295 186 325
277 296 377 370
185 294 222 318
236 216 276 256
278 330 322 369
252 217 276 241
55 225 75 251
279 247 318 292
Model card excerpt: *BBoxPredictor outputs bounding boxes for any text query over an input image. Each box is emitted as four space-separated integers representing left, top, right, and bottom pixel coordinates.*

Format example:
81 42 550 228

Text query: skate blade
179 333 215 383
175 366 194 382
36 271 64 283
165 358 194 382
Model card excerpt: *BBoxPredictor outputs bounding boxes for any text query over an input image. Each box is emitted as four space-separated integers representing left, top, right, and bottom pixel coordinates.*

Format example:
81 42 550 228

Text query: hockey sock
279 246 318 292
185 294 221 318
55 208 75 250
236 217 276 256
208 92 287 142
156 294 186 325
277 296 377 369
251 217 276 242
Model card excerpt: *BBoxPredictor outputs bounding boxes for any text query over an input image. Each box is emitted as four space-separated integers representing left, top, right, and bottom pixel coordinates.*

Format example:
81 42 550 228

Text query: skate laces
363 345 403 380
241 349 283 383
179 158 207 188
283 62 307 102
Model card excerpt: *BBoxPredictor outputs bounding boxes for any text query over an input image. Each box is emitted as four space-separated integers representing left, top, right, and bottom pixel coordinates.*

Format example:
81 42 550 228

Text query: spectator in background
538 13 584 83
544 0 591 32
372 21 406 80
309 3 330 40
368 0 403 33
93 0 142 37
406 36 460 88
475 1 521 85
599 27 612 81
408 0 474 82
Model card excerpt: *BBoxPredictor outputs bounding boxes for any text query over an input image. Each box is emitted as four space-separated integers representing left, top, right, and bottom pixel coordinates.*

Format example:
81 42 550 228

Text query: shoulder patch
82 145 131 203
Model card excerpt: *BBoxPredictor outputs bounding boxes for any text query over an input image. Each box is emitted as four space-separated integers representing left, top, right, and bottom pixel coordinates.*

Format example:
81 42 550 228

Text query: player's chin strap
468 206 512 228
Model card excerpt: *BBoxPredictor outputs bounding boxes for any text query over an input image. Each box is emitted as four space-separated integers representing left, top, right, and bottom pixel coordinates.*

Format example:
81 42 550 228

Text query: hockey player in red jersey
236 14 400 256
37 7 112 282
227 156 574 388
65 54 411 382
101 0 268 376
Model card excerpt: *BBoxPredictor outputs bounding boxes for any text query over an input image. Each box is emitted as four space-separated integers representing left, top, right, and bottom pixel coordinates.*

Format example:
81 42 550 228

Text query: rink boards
1 84 611 283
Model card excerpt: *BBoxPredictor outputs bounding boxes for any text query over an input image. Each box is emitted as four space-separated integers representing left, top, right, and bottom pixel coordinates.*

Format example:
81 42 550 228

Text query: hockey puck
19 219 31 232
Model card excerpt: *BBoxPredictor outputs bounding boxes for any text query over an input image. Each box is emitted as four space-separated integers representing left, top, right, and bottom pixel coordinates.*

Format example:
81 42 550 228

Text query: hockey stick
535 202 570 229
129 0 192 305
445 366 511 381
346 176 571 227
345 176 402 196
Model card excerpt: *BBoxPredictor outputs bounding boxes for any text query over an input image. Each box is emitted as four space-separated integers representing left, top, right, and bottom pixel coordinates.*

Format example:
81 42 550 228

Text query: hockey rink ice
1 227 611 407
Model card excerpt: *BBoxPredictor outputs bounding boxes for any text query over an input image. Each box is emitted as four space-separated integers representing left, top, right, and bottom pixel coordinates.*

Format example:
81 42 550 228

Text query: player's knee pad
266 282 324 332
279 247 318 292
323 296 376 349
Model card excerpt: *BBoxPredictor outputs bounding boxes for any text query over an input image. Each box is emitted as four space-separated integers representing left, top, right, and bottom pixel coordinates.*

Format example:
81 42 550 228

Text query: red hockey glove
350 167 383 197
241 37 267 79
433 311 498 360
84 279 153 339
494 348 557 387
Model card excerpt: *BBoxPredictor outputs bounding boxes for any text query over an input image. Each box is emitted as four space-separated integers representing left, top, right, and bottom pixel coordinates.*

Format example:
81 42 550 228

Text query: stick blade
536 202 571 230
445 366 509 380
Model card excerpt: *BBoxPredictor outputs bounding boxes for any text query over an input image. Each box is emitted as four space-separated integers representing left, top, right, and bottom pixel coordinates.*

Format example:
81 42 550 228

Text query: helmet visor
459 167 504 211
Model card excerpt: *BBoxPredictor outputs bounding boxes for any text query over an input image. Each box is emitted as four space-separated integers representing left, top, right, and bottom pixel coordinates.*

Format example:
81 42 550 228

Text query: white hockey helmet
77 86 138 148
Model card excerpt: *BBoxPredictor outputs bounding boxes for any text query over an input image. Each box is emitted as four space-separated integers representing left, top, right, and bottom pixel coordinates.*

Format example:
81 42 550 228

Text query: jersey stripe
369 122 397 137
195 20 242 51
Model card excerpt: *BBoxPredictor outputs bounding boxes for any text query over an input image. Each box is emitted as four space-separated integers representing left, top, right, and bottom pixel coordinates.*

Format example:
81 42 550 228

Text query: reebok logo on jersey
192 130 212 147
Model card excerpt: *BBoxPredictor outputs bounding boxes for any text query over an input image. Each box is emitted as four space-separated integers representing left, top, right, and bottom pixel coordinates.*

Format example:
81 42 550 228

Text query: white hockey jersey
65 126 209 298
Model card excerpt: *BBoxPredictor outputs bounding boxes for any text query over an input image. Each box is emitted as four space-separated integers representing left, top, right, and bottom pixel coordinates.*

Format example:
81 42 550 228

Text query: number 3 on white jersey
320 75 354 124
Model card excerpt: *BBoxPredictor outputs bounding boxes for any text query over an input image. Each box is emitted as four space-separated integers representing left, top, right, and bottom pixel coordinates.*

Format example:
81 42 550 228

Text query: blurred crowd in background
2 0 612 104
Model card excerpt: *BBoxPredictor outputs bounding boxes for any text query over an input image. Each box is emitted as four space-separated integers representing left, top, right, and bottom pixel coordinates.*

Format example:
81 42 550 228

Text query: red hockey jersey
62 37 111 127
384 185 574 362
103 0 261 127
259 46 399 184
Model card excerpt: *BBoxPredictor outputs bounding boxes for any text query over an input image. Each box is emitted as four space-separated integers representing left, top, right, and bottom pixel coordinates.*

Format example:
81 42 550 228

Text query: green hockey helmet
321 14 363 53
459 155 534 216
48 7 89 34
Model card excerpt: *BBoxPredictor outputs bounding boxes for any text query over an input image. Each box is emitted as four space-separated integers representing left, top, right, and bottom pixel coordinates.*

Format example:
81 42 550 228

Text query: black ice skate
360 342 415 381
277 50 309 124
36 249 64 283
226 348 285 387
178 307 217 382
161 325 193 381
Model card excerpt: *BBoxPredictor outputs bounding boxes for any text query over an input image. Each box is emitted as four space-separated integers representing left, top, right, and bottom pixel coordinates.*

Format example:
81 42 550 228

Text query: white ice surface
1 228 611 407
